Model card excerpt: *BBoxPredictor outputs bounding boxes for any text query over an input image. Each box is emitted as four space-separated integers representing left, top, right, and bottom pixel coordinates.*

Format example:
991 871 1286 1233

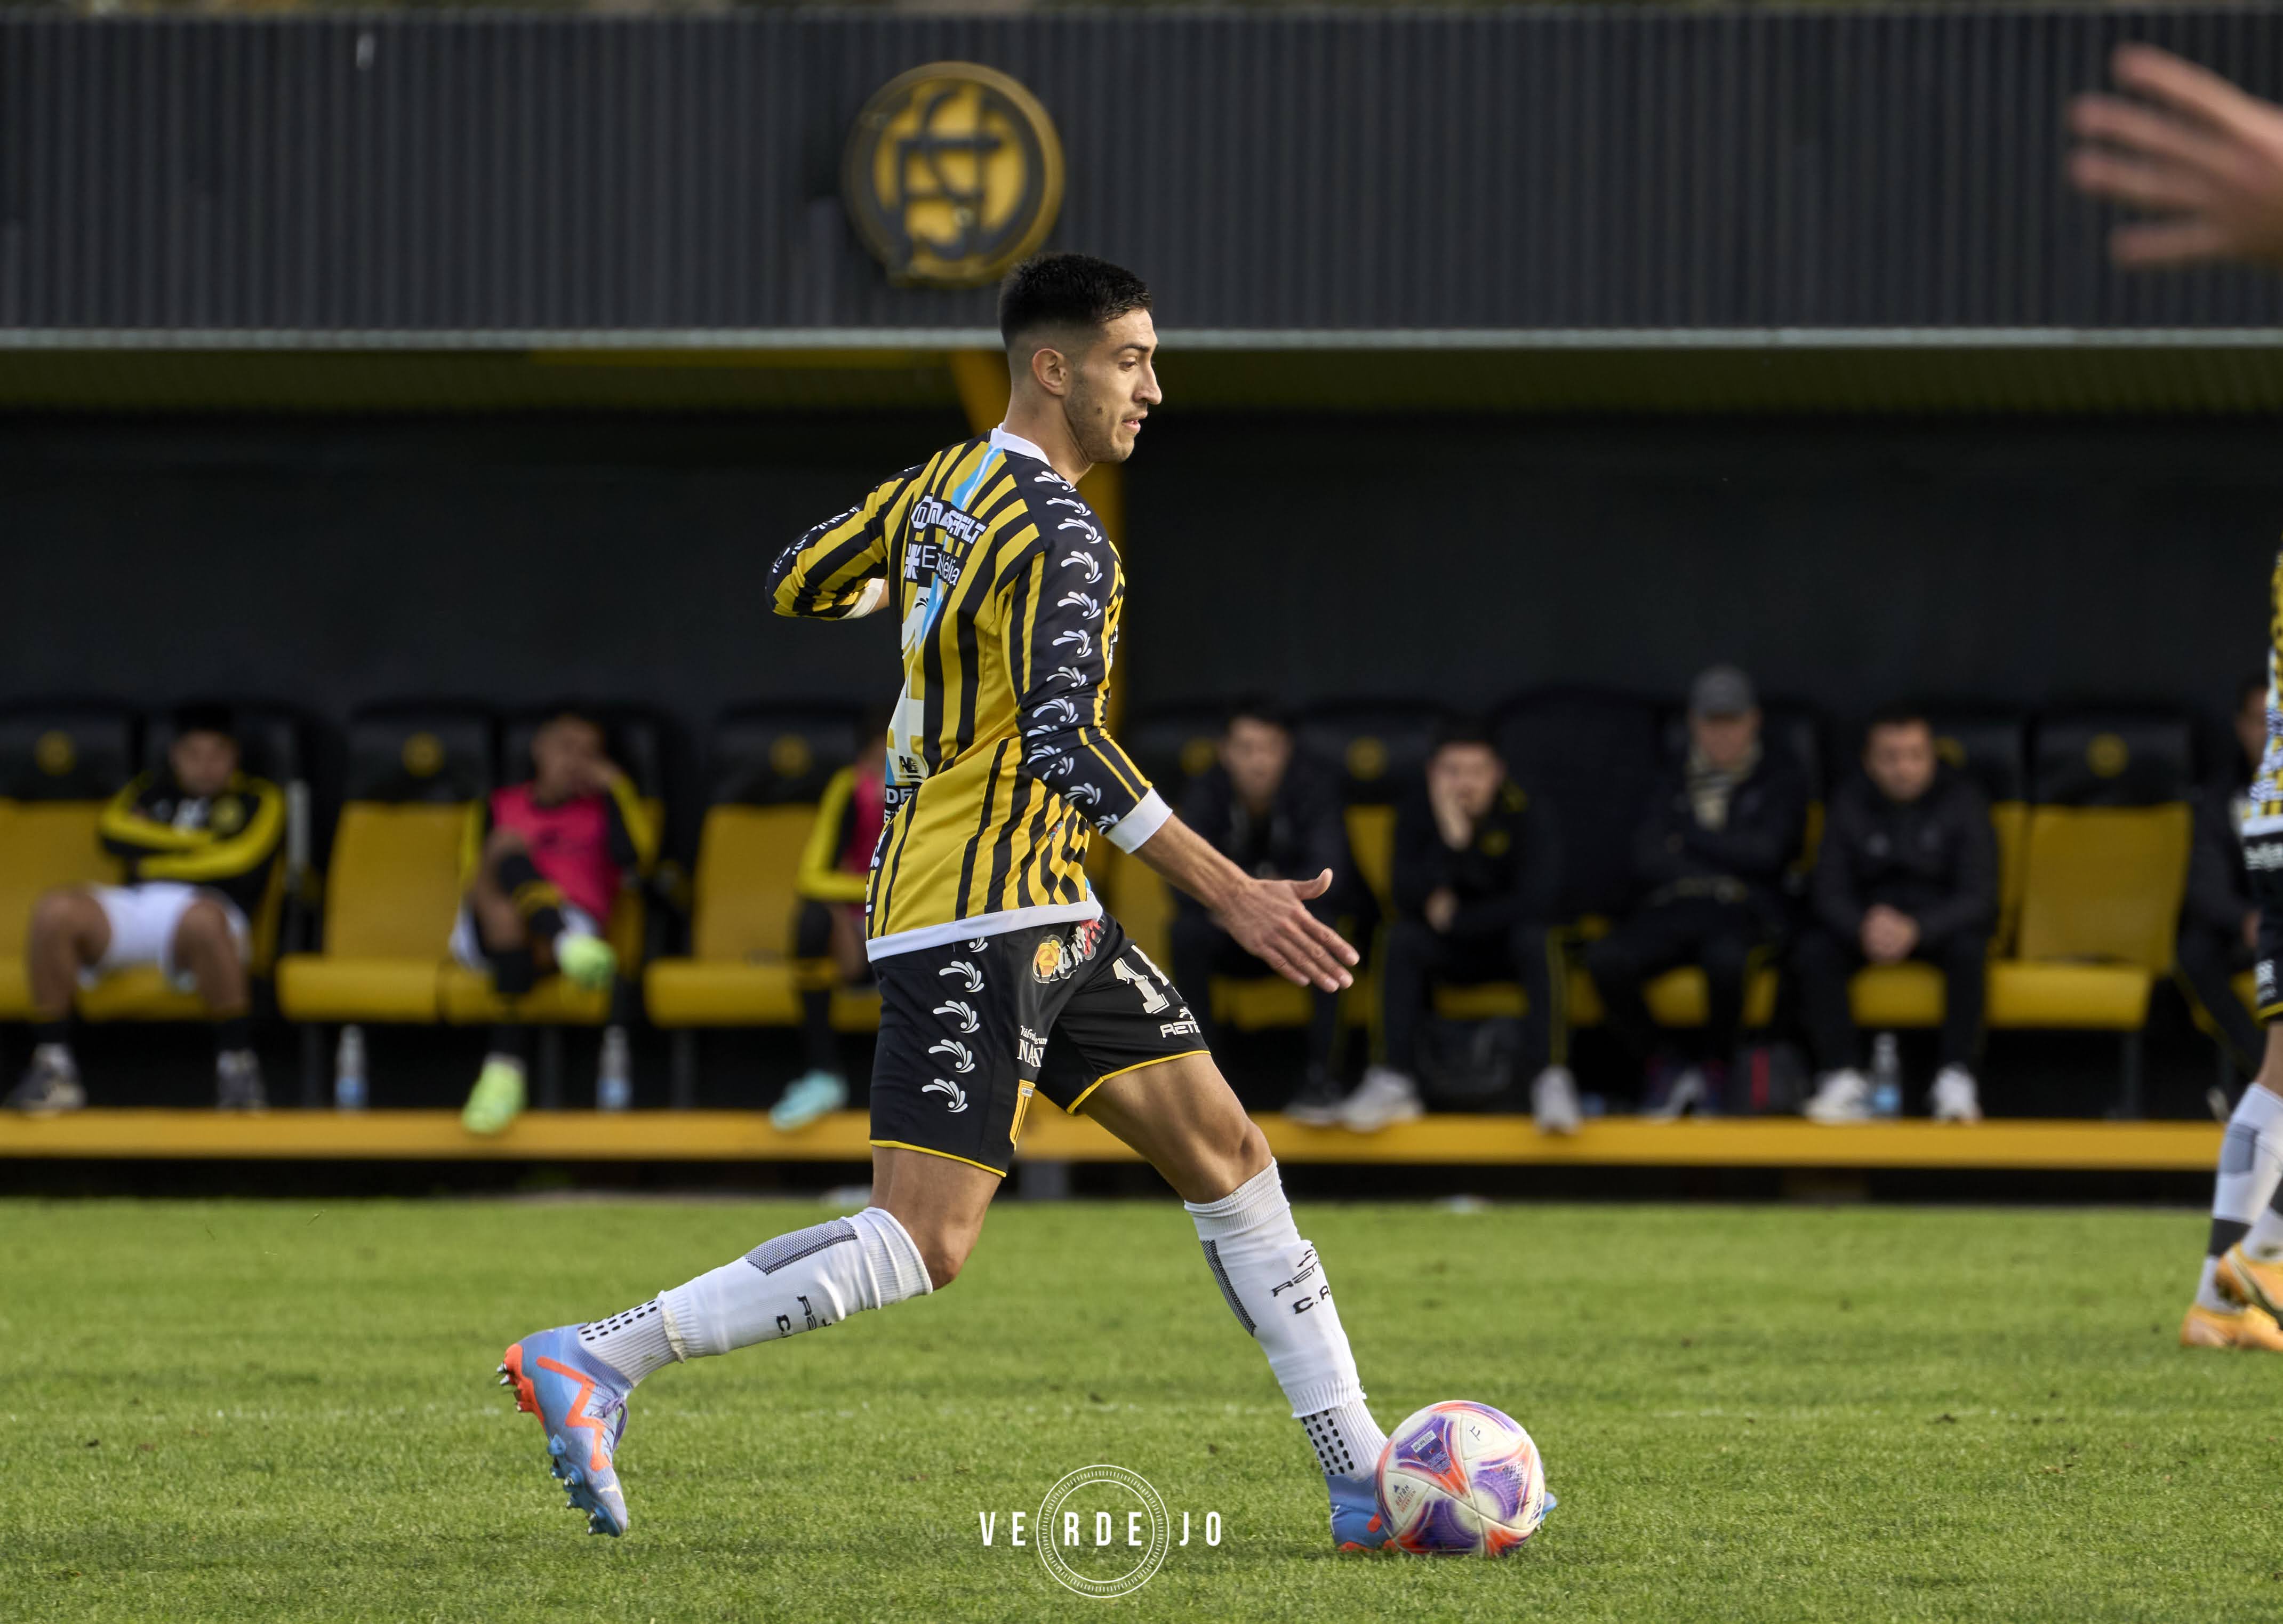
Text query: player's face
1064 310 1161 466
532 716 604 798
1429 743 1503 820
1864 722 1936 803
170 730 238 797
1690 710 1759 775
2239 686 2269 769
1221 717 1292 809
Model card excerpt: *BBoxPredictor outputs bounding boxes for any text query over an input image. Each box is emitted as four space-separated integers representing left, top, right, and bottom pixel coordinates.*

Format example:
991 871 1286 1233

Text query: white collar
988 423 1054 467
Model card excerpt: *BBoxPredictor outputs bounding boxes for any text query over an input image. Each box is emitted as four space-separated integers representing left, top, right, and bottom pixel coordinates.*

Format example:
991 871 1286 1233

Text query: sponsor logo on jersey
1017 1025 1047 1068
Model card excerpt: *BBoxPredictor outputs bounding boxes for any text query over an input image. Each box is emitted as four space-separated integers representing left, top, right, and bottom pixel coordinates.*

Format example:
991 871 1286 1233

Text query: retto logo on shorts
977 1462 1223 1599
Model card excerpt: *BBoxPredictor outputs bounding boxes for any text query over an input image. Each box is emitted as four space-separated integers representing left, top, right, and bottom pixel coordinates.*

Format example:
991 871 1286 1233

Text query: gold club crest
843 62 1064 289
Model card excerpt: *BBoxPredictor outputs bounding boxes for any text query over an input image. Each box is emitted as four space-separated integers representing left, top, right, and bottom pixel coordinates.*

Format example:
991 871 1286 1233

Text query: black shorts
869 914 1207 1177
2258 905 2283 1022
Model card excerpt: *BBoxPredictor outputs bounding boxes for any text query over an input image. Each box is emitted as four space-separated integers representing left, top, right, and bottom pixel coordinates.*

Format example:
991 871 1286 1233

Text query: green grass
0 1197 2271 1622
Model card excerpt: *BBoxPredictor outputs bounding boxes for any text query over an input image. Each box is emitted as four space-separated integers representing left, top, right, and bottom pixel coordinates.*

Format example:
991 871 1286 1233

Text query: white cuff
1105 789 1172 854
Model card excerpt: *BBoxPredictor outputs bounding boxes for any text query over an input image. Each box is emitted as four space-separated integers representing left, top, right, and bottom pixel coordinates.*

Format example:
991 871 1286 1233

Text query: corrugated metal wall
4 9 2283 336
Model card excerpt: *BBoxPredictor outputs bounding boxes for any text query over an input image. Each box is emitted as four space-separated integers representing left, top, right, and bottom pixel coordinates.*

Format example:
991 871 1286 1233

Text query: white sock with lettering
1185 1160 1388 1480
656 1208 932 1363
2205 1086 2283 1301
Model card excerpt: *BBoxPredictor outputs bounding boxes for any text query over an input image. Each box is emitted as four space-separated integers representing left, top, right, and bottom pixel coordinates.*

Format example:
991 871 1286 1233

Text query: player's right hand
1214 869 1359 994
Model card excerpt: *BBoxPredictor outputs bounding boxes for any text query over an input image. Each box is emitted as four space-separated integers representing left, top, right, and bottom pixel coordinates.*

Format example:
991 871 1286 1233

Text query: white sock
2247 1190 2283 1266
1185 1160 1388 1479
577 1299 679 1384
658 1207 932 1361
2196 1257 2237 1315
2207 1085 2283 1287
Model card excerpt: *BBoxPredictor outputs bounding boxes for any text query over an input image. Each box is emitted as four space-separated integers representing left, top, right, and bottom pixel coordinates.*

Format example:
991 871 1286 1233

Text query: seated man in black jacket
1171 701 1356 1124
1796 705 1998 1124
2176 674 2270 1106
1343 721 1573 1134
1585 666 1807 1117
6 705 285 1116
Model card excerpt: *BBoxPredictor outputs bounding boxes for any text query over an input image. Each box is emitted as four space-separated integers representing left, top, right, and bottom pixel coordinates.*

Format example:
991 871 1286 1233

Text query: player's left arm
1006 530 1355 991
1005 538 1165 848
768 466 919 621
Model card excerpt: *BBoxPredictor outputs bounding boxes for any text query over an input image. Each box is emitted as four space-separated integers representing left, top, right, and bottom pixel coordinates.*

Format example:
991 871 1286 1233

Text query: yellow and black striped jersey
2253 547 2283 841
98 768 286 917
770 426 1169 956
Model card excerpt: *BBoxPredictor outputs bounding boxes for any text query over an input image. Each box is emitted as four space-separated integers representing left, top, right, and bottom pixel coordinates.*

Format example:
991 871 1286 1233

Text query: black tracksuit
1791 767 1997 1073
1172 761 1355 1073
1381 779 1564 1082
1586 752 1808 1066
2177 772 2264 1075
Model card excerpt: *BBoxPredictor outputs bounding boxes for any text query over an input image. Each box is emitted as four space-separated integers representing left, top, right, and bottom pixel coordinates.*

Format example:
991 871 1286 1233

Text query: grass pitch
0 1196 2269 1622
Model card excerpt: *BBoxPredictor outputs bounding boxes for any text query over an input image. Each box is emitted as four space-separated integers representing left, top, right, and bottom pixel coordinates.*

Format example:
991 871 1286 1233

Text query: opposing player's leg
2185 1022 2283 1349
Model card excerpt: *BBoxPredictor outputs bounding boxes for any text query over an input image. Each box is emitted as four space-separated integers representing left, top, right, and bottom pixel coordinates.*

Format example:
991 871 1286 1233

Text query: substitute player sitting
6 704 282 1115
491 254 1470 1555
456 709 655 1135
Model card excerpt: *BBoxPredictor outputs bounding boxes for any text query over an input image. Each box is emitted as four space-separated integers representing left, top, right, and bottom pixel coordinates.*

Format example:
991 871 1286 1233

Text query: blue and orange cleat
1331 1473 1390 1551
498 1326 633 1537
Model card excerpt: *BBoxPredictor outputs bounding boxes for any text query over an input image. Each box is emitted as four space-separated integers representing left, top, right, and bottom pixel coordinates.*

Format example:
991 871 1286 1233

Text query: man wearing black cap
5 705 284 1115
1584 665 1807 1117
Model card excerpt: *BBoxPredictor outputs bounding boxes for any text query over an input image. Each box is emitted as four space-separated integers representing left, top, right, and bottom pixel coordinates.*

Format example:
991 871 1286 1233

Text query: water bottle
597 1025 632 1113
334 1024 368 1111
1870 1031 1902 1119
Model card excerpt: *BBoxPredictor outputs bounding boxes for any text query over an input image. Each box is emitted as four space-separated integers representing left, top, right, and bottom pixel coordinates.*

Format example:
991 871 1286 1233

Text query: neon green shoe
462 1058 527 1136
555 935 618 993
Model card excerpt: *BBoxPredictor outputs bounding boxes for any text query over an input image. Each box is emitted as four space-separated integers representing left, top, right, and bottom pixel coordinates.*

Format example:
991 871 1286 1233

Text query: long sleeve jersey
770 426 1168 957
98 769 286 917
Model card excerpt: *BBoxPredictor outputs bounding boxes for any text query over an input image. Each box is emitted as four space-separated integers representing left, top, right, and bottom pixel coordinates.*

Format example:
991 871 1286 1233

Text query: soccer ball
1374 1400 1549 1556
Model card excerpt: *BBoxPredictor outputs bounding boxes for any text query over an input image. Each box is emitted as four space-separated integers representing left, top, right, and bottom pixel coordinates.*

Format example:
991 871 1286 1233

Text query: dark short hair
1224 696 1291 735
1429 716 1498 757
2242 671 2269 710
1864 702 1930 739
538 706 602 736
172 702 236 743
998 253 1151 349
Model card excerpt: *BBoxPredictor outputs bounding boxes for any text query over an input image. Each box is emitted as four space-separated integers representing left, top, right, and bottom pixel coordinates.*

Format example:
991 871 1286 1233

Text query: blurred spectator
6 705 283 1115
2175 674 2270 1100
1343 721 1573 1134
1585 666 1807 1118
779 716 890 1133
1172 701 1355 1124
454 709 654 1135
1795 705 1997 1125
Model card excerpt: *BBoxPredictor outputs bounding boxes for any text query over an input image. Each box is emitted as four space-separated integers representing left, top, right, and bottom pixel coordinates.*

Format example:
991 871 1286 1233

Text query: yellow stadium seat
644 804 882 1030
0 802 123 1020
276 802 475 1022
1344 805 1397 920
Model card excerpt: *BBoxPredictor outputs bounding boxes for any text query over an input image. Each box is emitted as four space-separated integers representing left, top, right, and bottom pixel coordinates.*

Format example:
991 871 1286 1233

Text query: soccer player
773 715 890 1132
2068 49 2283 1347
493 255 1446 1553
5 704 283 1115
455 709 655 1136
